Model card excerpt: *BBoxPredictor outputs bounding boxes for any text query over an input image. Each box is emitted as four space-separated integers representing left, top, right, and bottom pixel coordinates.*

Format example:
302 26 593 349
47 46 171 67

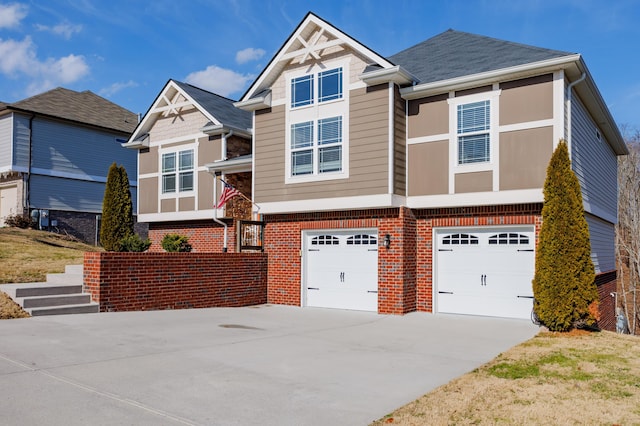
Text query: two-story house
128 13 626 320
0 88 140 244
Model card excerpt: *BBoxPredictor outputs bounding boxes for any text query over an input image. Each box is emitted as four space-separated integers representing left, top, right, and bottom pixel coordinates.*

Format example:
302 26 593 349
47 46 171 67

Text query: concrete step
14 283 84 298
21 293 91 308
65 264 83 275
1 264 97 317
28 303 99 316
46 272 83 285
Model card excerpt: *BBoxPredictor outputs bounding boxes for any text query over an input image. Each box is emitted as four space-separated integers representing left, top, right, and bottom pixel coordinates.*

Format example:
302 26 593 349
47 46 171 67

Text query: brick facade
263 204 544 315
83 252 267 312
140 202 615 322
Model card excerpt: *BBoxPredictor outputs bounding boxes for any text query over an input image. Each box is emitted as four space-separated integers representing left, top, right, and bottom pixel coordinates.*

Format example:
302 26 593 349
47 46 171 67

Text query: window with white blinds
291 116 343 176
457 100 490 164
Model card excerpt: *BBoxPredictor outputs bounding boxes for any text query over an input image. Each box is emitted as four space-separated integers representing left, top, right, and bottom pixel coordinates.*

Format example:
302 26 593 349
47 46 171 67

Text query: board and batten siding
585 213 615 273
0 114 12 169
571 95 618 223
254 85 390 203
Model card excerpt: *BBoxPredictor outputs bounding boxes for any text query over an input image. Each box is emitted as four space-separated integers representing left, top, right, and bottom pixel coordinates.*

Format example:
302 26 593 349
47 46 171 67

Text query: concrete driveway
0 305 538 425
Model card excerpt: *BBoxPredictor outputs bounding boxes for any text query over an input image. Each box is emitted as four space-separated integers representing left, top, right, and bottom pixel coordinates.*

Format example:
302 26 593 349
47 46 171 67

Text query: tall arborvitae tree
532 140 598 331
100 163 134 251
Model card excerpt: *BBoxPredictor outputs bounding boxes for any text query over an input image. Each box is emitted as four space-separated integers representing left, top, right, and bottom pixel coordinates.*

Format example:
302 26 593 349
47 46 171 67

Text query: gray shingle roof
388 29 574 84
4 87 137 134
172 81 251 131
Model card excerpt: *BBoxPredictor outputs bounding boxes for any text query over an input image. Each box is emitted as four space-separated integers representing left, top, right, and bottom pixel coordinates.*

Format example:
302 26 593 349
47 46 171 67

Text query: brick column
378 207 417 314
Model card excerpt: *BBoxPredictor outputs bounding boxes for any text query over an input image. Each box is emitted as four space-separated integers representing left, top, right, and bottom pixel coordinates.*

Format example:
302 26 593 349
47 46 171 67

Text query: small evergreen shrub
161 234 192 252
118 234 151 252
4 214 35 229
100 163 134 251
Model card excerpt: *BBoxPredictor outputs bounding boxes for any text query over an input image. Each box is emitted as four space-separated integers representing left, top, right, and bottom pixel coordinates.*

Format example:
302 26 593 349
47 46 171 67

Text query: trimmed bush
161 234 192 252
118 234 151 252
100 163 134 251
532 140 598 331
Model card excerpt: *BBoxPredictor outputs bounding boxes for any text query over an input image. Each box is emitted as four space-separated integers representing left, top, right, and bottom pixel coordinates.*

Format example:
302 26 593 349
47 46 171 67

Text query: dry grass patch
0 227 100 284
372 331 640 425
0 291 29 319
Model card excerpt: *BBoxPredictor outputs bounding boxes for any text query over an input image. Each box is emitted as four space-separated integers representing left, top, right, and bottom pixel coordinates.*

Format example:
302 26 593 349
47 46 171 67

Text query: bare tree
616 127 640 334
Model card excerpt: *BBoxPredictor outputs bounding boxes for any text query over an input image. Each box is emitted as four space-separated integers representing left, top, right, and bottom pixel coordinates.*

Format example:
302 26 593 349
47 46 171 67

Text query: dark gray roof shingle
388 29 574 84
173 81 251 131
5 87 137 133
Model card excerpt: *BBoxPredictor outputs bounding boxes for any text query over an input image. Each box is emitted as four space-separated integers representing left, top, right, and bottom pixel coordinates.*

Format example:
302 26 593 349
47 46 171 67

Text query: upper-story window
291 116 343 176
291 74 314 108
162 149 193 193
457 100 490 164
290 67 343 108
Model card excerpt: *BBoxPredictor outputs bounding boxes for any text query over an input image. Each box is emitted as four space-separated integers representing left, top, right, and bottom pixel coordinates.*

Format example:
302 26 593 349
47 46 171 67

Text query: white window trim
285 59 350 184
447 89 501 193
158 142 197 202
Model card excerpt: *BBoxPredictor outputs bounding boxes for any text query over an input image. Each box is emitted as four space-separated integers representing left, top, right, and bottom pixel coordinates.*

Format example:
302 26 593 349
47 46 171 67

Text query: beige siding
254 86 390 203
394 85 406 196
500 74 553 125
408 141 449 196
139 146 158 175
407 94 448 138
138 177 158 214
198 171 214 210
455 171 492 193
198 135 221 167
160 198 175 213
499 127 553 190
179 197 195 211
148 108 209 142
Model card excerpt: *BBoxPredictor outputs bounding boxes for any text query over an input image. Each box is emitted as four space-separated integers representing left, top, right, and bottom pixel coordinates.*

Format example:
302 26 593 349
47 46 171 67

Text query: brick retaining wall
84 252 267 312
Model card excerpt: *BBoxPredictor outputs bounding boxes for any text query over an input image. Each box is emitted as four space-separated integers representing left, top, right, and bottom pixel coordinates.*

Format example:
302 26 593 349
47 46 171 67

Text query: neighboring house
128 13 627 320
0 88 140 244
123 80 252 252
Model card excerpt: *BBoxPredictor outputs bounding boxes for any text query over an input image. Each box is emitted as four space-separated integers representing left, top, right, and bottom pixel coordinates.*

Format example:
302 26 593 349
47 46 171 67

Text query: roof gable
5 87 137 133
128 80 251 145
239 12 394 103
389 29 574 84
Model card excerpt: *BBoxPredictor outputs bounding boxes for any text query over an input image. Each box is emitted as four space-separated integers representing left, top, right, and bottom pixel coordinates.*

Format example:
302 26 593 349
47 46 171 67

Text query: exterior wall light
382 234 391 249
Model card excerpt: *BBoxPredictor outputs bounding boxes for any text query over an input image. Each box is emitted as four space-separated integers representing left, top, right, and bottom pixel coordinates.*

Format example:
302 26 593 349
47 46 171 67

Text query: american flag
215 180 242 208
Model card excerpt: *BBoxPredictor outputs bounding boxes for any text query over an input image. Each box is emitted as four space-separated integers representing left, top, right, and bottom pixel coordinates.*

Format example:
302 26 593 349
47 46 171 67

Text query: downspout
212 172 228 252
566 72 586 151
25 114 35 213
221 130 234 161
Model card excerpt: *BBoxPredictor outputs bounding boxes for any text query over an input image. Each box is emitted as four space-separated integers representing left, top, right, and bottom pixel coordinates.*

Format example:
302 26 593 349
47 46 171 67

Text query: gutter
399 54 582 100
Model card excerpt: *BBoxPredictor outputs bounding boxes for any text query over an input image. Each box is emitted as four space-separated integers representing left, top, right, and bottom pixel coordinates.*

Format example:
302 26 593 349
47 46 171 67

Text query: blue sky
1 0 639 132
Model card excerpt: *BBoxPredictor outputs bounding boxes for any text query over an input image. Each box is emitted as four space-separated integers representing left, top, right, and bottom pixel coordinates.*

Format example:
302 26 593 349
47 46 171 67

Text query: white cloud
185 65 253 97
35 22 83 40
0 36 89 95
235 47 266 64
99 80 138 97
0 3 28 29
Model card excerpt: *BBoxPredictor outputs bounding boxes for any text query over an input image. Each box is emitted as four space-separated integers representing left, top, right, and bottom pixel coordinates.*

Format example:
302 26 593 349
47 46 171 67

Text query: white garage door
436 227 535 319
303 230 378 312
